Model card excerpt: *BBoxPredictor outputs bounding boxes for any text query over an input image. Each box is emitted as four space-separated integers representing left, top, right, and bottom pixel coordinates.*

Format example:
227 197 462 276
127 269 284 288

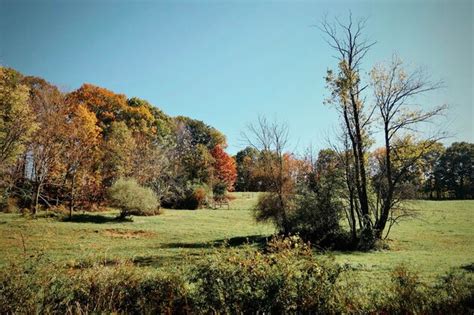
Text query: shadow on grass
61 214 132 224
132 255 191 268
461 263 474 272
161 235 269 250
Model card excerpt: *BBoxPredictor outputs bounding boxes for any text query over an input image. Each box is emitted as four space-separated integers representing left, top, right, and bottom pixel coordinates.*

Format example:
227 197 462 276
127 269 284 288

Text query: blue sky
1 0 472 154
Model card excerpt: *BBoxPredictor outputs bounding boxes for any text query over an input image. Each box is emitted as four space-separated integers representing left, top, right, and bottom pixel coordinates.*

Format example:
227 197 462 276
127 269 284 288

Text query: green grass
0 193 473 284
0 192 273 269
333 200 474 282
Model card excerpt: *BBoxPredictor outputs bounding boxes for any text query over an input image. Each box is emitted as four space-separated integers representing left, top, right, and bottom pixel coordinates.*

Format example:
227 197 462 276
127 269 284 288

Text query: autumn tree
370 137 434 238
0 67 36 171
21 76 68 214
1 66 233 213
0 67 37 209
62 104 101 216
130 132 172 195
102 121 136 186
210 145 237 191
66 84 130 134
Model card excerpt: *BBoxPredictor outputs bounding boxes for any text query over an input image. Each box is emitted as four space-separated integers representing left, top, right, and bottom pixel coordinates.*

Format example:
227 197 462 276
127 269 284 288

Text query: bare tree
370 55 446 237
321 14 446 244
321 13 376 243
242 115 292 233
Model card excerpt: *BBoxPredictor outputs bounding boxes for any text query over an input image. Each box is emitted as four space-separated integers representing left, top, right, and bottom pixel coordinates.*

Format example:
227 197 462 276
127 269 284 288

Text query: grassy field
0 193 472 284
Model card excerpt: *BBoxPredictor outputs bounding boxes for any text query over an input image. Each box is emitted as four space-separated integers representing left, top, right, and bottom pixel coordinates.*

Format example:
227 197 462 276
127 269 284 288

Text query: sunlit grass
0 193 472 285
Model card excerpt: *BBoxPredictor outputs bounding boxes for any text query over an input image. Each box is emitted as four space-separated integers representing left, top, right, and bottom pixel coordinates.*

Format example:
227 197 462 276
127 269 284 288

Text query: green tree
420 142 445 199
175 116 226 149
235 146 260 191
437 142 474 199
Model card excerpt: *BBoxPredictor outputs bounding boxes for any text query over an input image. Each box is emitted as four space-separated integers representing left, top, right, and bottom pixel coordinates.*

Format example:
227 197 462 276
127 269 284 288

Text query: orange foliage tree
66 84 156 136
211 145 237 191
62 104 102 215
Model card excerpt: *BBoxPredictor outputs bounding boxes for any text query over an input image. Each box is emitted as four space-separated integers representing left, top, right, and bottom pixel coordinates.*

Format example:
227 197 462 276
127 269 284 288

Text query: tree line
0 66 237 215
235 141 473 200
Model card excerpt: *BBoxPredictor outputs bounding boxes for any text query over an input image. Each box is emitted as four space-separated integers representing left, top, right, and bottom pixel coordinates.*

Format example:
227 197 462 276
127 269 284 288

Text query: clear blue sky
1 0 472 154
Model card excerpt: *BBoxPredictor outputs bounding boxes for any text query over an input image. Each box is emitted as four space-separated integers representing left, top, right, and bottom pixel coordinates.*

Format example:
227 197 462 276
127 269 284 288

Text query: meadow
0 192 472 285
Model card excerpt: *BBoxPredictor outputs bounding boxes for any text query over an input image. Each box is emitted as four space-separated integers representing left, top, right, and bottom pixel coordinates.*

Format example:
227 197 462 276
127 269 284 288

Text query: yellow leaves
0 67 38 166
71 104 102 142
66 85 157 137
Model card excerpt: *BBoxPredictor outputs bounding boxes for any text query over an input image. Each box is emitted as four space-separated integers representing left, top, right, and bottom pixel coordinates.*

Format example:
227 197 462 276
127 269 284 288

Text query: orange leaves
211 145 237 191
66 84 156 136
67 84 128 128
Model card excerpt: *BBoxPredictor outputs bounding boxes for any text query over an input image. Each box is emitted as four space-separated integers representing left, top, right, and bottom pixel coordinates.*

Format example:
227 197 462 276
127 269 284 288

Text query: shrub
189 235 343 313
108 178 159 218
383 264 431 313
192 186 208 208
1 250 473 313
287 189 344 248
431 270 474 313
254 192 294 229
0 259 190 314
212 182 227 201
178 183 209 210
2 197 20 213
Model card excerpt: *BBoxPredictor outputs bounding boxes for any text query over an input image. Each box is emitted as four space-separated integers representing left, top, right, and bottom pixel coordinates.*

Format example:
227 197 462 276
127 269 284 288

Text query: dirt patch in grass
102 229 155 239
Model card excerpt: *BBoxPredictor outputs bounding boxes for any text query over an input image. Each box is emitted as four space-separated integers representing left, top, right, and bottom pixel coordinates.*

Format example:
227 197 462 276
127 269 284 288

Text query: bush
0 259 190 314
178 183 209 210
384 264 431 313
108 178 159 218
287 189 344 248
189 235 343 313
192 186 208 209
372 264 474 314
254 192 294 229
212 182 227 201
1 249 473 313
2 197 20 213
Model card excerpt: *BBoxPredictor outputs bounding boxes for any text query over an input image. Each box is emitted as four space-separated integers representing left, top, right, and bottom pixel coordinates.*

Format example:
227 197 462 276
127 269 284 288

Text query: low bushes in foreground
0 259 188 314
1 237 473 314
189 236 344 313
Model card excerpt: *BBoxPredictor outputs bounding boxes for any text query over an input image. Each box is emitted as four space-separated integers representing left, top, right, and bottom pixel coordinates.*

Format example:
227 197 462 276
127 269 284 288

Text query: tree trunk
374 123 394 239
351 92 370 221
69 174 75 218
31 182 42 216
